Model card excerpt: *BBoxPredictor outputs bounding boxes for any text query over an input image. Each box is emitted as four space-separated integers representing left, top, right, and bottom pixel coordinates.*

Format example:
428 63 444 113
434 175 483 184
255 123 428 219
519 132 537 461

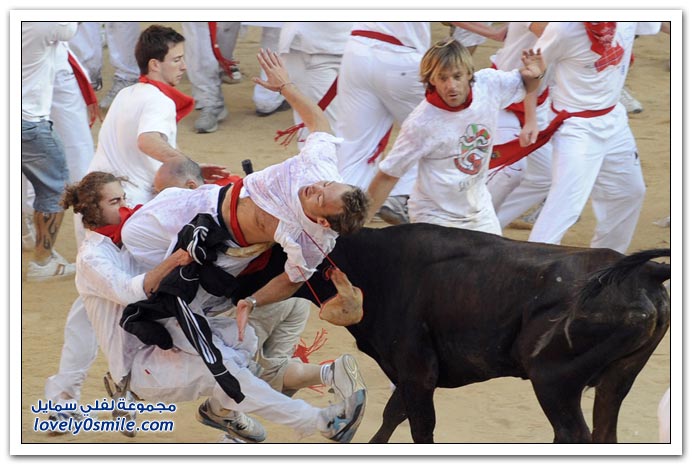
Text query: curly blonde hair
61 172 129 230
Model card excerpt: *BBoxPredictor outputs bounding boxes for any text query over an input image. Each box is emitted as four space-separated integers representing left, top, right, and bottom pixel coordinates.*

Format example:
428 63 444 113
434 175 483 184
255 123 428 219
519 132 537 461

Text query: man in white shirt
22 21 79 281
122 48 370 342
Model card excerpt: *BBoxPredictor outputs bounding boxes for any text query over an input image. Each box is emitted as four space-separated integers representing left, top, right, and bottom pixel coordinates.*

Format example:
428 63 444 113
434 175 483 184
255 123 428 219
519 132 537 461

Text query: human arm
236 272 303 341
519 48 546 95
142 248 194 297
529 22 549 37
137 132 188 163
450 22 508 42
252 48 331 134
519 89 538 146
366 170 400 221
137 133 230 182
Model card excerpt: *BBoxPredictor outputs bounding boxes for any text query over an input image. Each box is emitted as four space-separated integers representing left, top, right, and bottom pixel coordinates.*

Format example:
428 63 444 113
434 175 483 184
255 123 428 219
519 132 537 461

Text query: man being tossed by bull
121 49 369 349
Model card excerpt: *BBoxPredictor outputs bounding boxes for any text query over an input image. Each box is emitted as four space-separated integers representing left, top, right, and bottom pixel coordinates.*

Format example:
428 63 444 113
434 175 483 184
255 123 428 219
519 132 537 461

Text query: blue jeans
21 119 69 213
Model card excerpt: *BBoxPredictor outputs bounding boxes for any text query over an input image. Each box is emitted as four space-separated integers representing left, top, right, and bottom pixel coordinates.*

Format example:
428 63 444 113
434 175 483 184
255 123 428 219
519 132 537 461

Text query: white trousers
181 22 241 110
658 387 670 443
281 51 342 149
252 27 285 113
69 22 140 82
332 38 424 196
529 105 645 253
488 107 552 224
129 315 321 437
44 297 99 403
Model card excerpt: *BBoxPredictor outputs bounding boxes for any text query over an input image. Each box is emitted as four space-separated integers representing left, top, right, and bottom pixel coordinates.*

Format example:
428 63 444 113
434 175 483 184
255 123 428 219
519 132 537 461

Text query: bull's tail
532 248 671 358
576 248 670 308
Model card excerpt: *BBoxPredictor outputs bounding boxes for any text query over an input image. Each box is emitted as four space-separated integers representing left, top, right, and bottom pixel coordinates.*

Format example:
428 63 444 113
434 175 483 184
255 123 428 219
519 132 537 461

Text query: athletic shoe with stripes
196 399 267 443
319 388 367 443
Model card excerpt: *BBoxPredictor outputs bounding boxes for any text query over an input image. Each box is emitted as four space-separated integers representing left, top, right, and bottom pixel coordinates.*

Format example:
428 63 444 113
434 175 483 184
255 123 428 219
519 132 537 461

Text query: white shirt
244 132 343 282
123 132 343 283
278 22 353 55
22 22 78 120
76 231 148 383
380 69 524 225
77 230 257 383
536 22 636 112
351 22 430 55
121 184 252 273
89 83 178 205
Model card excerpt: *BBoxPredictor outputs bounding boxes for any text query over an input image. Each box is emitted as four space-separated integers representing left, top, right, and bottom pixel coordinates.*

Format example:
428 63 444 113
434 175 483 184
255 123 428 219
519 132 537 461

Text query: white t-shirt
89 83 177 205
76 231 148 383
77 230 256 386
22 22 78 120
278 22 353 55
536 22 636 112
351 22 431 55
123 132 344 284
244 132 343 282
380 69 524 227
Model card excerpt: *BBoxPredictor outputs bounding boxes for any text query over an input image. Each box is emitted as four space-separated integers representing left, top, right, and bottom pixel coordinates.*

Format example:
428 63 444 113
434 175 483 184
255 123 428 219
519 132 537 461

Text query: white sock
320 362 333 386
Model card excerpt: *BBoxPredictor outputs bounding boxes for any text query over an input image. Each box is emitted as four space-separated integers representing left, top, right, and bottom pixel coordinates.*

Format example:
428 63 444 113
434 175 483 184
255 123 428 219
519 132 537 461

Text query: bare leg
282 360 322 391
33 210 64 264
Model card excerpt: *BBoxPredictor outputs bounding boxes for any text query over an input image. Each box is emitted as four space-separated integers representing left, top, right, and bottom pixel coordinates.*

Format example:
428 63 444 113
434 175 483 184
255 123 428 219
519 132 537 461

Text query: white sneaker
329 354 367 402
620 87 643 114
196 399 267 443
194 106 229 134
104 372 138 438
27 254 75 282
47 409 86 436
377 195 410 225
653 216 671 228
221 65 242 84
319 389 367 443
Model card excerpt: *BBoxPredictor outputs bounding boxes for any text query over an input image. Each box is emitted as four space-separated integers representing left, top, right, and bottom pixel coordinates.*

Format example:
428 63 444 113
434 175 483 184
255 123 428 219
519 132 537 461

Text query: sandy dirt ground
18 22 672 450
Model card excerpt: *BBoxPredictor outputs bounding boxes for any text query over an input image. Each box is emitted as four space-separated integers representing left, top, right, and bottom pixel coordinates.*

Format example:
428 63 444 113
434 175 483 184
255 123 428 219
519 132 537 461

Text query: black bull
231 224 670 443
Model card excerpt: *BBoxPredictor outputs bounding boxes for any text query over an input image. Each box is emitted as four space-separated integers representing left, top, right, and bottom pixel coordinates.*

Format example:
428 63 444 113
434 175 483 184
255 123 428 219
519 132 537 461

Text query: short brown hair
420 38 475 91
135 25 185 75
325 186 371 235
61 172 129 230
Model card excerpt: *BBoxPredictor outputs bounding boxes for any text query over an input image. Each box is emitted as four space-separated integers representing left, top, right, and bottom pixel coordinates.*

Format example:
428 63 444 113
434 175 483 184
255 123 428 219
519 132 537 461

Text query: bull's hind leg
531 380 592 443
592 335 667 442
369 387 408 443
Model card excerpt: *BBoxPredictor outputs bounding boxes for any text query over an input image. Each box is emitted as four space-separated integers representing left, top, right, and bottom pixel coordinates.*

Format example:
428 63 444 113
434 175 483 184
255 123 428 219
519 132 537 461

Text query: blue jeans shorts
21 119 69 213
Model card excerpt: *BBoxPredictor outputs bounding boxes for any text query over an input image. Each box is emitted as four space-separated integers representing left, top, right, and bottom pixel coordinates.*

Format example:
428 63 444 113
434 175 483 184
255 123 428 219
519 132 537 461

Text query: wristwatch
244 296 258 312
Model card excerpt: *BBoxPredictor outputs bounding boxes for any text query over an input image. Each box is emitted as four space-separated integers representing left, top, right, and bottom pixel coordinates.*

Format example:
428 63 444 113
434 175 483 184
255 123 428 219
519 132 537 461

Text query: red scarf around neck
139 76 195 122
583 22 624 72
425 86 473 112
93 205 142 246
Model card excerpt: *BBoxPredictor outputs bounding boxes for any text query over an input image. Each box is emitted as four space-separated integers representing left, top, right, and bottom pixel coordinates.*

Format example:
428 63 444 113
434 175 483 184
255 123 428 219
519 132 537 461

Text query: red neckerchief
425 86 473 112
93 205 142 246
583 22 624 72
213 175 243 187
67 52 98 108
138 76 194 122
